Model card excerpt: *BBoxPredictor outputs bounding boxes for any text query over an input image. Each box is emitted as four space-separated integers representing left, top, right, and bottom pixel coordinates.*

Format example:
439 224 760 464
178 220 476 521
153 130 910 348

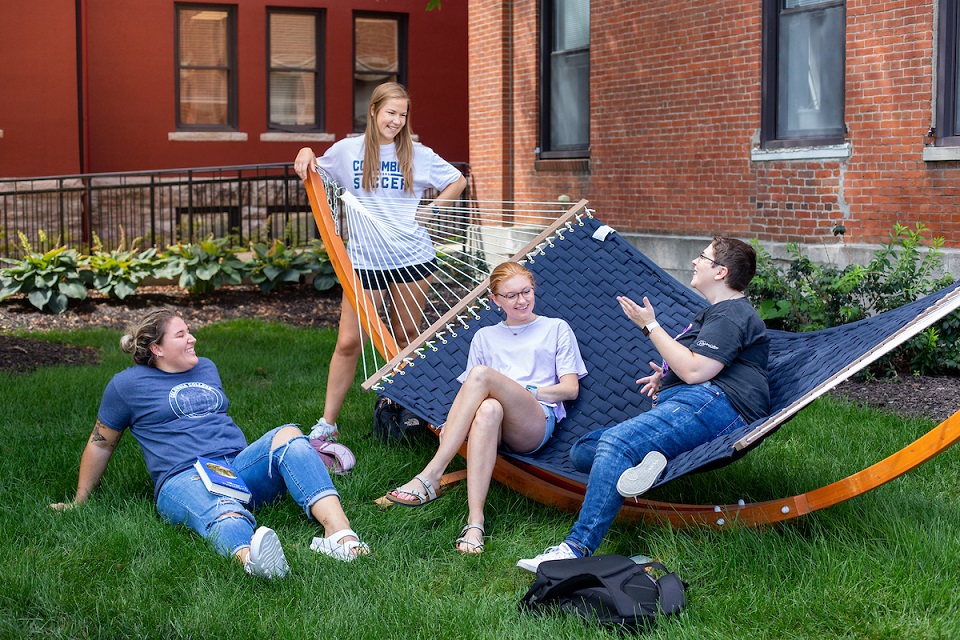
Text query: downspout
75 0 89 173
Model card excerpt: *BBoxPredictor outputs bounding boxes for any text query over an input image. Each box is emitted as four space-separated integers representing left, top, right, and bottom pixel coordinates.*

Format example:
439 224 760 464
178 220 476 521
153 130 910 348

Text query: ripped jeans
156 425 339 557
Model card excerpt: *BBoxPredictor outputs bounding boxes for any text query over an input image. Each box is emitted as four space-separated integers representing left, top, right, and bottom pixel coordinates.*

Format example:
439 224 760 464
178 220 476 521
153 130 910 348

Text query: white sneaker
309 417 339 441
616 450 668 498
244 526 289 580
516 542 578 573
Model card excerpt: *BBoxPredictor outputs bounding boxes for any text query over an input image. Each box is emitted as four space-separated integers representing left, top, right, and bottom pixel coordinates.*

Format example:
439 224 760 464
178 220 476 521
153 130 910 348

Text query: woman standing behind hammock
293 82 467 441
381 262 588 554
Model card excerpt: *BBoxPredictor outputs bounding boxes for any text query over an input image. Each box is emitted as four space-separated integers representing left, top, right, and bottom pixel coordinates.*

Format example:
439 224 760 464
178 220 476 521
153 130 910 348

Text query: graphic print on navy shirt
168 381 225 419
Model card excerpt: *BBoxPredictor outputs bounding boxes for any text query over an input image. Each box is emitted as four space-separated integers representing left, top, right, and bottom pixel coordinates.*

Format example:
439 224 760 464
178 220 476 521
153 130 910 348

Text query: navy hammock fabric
376 215 960 490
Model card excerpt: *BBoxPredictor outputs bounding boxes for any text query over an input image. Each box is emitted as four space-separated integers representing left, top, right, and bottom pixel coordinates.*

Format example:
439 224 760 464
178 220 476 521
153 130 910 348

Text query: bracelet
641 321 660 336
431 204 441 215
525 385 538 399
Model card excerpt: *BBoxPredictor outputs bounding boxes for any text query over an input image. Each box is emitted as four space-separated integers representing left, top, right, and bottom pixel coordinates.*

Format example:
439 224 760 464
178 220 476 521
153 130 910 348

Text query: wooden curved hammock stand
304 174 960 529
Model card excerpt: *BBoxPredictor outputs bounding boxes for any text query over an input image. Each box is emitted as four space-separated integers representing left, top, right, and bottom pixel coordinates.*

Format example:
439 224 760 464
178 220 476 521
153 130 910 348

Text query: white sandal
310 528 369 562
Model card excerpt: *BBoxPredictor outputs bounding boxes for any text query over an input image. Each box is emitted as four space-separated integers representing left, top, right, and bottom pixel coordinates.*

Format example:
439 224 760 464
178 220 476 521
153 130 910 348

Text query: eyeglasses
496 287 535 301
698 253 724 268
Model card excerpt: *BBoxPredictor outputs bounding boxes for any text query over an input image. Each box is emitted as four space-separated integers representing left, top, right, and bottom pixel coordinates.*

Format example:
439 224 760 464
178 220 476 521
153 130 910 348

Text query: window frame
266 8 325 132
174 3 239 131
936 0 960 145
538 0 590 160
760 0 846 150
352 11 408 134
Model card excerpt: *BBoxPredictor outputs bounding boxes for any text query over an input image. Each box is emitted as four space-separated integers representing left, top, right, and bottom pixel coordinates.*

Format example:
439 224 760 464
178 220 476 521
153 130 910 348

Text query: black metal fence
0 161 472 257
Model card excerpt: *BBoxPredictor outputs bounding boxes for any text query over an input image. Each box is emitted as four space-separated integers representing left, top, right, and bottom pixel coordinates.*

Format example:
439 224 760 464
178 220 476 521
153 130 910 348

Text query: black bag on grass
372 393 427 442
519 554 686 631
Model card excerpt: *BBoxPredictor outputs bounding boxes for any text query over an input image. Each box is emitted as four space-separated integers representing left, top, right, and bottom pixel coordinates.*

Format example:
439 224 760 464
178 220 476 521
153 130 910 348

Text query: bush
302 240 338 292
80 232 158 300
0 231 87 313
747 223 960 377
247 239 316 293
154 236 247 294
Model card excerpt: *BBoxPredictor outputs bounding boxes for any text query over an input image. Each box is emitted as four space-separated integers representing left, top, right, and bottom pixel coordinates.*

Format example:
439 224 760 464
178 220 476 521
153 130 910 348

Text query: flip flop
455 522 485 554
384 474 440 507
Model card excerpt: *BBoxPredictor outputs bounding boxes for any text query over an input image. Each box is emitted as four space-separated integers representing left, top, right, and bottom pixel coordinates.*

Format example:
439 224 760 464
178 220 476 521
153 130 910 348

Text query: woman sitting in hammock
293 82 467 442
518 237 770 572
381 261 588 554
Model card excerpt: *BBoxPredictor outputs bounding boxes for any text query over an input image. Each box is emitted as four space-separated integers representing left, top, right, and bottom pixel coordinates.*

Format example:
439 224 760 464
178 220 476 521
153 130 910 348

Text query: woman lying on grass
381 261 587 553
51 308 368 579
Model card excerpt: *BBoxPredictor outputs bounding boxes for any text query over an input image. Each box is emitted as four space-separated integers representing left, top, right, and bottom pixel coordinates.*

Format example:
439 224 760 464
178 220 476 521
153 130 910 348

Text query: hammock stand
305 172 960 529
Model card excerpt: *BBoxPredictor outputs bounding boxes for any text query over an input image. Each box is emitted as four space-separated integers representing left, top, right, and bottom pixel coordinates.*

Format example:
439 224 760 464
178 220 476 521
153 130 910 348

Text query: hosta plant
154 236 247 294
80 232 158 299
0 231 87 313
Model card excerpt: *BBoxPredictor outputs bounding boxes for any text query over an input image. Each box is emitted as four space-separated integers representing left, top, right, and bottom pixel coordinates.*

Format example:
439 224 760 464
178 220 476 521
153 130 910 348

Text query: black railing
0 161 472 256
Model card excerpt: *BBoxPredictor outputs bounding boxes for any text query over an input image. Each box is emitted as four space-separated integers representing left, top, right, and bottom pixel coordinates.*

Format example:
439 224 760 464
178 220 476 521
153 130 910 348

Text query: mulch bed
2 283 959 423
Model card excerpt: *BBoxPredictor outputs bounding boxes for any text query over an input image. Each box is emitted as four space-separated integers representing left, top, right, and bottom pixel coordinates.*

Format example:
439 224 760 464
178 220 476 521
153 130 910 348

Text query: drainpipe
75 0 89 174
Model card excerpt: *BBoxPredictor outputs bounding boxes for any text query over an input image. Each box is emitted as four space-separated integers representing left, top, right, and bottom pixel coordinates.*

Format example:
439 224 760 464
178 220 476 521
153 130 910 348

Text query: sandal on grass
310 528 369 562
384 474 440 507
455 522 485 554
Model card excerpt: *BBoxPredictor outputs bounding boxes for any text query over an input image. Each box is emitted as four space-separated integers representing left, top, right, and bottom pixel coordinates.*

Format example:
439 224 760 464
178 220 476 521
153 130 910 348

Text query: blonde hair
119 308 179 367
489 262 535 295
362 82 415 194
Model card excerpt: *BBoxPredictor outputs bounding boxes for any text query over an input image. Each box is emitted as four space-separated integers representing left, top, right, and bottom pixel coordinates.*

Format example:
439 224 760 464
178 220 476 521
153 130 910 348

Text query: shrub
247 239 316 293
154 236 247 294
302 240 338 292
0 231 87 313
747 223 960 376
80 232 158 299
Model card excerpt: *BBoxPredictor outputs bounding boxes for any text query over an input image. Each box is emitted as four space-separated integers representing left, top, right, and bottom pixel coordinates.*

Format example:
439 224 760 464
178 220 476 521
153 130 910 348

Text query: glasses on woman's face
698 253 724 268
496 287 535 301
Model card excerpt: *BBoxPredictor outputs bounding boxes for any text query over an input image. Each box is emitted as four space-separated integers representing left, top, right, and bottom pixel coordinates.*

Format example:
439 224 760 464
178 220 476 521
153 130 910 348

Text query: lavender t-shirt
457 316 587 421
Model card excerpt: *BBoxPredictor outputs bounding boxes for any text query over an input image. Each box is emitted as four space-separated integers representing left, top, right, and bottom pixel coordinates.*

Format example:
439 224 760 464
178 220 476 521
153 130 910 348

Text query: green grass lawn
3 319 960 639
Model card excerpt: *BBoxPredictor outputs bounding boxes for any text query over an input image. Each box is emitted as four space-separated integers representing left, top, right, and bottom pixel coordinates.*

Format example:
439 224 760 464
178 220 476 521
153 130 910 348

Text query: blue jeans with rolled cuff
564 382 746 555
156 425 339 557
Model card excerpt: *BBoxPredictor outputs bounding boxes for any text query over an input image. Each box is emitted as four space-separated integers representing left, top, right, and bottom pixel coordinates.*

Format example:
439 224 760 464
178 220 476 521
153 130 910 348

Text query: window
268 10 324 130
540 0 590 159
353 13 407 133
761 0 845 148
175 4 237 129
936 0 960 145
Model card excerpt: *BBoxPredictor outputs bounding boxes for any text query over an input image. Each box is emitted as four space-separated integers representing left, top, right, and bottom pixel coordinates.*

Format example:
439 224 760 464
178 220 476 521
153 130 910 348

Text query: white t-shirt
457 316 588 421
315 136 463 270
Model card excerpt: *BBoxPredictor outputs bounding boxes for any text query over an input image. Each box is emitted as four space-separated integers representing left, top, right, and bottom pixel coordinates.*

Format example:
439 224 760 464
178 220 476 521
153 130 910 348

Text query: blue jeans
565 382 746 555
156 425 339 557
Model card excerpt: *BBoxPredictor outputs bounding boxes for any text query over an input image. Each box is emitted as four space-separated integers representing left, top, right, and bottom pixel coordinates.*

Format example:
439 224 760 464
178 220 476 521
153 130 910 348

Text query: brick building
0 0 468 178
468 0 960 275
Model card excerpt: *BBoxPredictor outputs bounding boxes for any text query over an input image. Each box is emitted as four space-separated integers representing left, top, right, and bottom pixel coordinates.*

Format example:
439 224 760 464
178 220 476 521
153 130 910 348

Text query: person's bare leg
322 289 384 425
388 275 432 349
457 402 503 552
389 366 544 502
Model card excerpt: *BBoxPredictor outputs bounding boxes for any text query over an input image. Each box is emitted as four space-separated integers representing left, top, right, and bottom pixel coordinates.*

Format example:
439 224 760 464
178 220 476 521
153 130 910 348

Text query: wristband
525 385 538 399
431 204 441 215
641 321 660 336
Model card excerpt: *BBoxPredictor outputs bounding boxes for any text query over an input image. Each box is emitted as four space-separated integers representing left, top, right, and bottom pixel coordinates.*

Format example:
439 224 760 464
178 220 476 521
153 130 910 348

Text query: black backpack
372 393 428 443
519 554 687 631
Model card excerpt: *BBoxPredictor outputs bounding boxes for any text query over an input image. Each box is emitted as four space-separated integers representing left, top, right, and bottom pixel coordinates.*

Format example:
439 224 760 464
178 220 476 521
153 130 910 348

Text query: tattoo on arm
90 420 120 449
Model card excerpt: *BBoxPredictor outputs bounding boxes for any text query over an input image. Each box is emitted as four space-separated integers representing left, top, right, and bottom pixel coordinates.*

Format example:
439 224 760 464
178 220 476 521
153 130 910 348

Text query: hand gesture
617 295 656 330
637 361 663 397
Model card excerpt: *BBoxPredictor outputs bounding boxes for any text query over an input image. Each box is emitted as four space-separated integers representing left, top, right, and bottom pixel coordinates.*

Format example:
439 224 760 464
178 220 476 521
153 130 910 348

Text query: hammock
304 171 960 528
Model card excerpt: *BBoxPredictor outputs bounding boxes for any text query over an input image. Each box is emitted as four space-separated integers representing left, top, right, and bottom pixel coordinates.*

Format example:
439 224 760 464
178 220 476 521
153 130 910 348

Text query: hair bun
119 334 136 353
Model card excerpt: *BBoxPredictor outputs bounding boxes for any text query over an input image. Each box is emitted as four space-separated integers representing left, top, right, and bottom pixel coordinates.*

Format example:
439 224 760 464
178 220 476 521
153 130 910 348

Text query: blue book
194 456 252 503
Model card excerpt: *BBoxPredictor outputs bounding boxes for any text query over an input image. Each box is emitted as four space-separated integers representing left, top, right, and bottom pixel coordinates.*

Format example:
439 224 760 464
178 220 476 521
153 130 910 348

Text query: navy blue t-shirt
660 297 770 424
98 357 248 500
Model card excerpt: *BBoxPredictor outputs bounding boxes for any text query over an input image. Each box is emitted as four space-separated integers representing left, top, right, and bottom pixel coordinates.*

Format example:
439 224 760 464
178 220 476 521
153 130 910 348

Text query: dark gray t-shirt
660 297 770 424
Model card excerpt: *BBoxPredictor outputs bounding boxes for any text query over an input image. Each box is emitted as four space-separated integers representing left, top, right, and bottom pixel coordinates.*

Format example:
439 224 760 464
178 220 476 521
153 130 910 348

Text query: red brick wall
469 0 960 248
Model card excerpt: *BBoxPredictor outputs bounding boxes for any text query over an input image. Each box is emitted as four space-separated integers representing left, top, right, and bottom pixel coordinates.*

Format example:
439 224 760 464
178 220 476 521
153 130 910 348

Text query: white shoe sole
616 451 667 498
246 526 289 579
516 558 539 574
